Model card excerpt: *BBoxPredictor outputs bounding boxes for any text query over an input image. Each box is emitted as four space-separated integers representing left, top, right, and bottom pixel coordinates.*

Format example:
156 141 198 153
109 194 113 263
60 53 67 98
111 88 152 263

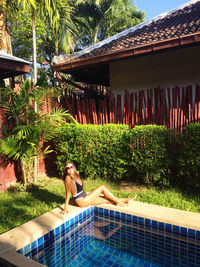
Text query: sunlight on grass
0 176 199 235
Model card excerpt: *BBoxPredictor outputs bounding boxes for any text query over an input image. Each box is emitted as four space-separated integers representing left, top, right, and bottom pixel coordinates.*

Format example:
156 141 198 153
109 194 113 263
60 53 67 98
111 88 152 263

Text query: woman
62 162 136 213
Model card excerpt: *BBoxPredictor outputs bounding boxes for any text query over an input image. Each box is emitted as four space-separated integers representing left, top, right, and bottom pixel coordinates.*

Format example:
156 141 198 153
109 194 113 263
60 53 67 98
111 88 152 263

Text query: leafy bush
129 125 171 186
55 124 130 180
95 124 130 180
177 123 200 189
55 122 200 188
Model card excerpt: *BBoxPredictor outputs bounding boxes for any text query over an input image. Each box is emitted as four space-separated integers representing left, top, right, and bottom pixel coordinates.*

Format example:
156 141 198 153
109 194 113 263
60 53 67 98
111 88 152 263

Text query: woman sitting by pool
62 162 136 214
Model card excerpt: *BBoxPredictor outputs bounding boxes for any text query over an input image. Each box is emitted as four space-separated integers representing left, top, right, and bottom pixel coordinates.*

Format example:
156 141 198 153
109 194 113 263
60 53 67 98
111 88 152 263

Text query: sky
134 0 192 20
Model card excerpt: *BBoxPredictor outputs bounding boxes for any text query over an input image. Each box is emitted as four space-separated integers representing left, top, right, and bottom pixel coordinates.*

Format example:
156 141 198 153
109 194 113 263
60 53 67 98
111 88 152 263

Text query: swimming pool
17 206 200 267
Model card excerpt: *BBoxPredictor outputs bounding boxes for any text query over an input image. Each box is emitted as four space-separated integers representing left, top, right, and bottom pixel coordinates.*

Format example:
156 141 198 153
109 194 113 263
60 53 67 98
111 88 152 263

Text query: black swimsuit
65 174 86 200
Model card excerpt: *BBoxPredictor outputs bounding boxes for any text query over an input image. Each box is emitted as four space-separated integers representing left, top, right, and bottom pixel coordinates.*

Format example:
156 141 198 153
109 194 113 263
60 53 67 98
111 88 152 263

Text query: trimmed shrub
177 123 200 189
55 124 130 180
54 122 200 188
129 125 171 186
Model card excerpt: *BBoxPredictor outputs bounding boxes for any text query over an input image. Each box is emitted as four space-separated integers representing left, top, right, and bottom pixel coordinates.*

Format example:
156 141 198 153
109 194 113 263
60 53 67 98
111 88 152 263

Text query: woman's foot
127 195 137 205
116 201 128 207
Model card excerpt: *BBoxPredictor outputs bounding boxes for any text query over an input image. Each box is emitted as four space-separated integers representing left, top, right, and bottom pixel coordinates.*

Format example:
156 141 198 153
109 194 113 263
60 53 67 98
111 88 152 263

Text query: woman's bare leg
75 185 127 207
119 195 137 204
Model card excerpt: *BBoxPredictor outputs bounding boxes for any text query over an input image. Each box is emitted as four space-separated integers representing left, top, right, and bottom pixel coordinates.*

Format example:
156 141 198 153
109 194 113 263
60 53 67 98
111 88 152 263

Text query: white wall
110 45 200 95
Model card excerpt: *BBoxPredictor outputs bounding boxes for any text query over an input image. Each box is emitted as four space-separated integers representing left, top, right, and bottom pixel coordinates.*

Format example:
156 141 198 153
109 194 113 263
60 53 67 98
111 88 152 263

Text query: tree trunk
32 9 38 180
32 9 37 86
0 1 8 51
0 0 12 53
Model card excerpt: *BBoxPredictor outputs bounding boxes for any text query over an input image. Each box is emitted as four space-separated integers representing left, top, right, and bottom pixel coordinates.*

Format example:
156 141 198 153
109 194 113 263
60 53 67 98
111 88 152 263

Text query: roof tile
75 1 200 60
53 1 200 67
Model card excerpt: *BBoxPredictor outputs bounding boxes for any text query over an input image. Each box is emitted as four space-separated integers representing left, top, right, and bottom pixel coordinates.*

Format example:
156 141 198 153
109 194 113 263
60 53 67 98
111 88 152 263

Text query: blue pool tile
38 244 43 253
17 207 200 267
110 209 115 218
115 211 120 221
60 223 65 234
78 213 83 221
37 236 43 247
196 230 200 241
120 212 125 221
126 214 132 224
24 244 30 254
31 247 37 257
173 225 180 237
94 206 98 214
104 208 109 217
152 220 158 230
188 229 195 239
65 220 69 228
69 218 74 227
143 262 151 267
158 222 164 231
50 229 55 239
44 232 49 242
17 248 24 255
132 216 138 224
180 226 187 237
98 207 103 215
31 240 37 250
83 210 87 218
55 226 60 236
145 218 151 226
138 217 144 225
165 223 172 232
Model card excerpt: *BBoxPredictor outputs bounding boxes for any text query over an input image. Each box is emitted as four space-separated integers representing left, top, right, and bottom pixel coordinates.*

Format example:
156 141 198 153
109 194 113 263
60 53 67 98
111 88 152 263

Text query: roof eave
0 58 30 79
54 32 200 73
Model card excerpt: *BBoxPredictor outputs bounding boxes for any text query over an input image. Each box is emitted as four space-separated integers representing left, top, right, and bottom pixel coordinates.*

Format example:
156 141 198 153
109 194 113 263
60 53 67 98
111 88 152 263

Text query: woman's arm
63 175 71 213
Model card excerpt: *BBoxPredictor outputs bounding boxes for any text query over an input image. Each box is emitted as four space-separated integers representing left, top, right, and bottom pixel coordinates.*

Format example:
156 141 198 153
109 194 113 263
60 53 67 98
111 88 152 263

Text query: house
53 0 200 128
0 51 30 192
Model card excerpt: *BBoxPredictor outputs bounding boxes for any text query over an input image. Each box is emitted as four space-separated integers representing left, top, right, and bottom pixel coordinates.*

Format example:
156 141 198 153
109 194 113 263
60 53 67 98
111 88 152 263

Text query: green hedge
54 123 200 189
176 123 200 189
129 125 171 186
55 124 130 180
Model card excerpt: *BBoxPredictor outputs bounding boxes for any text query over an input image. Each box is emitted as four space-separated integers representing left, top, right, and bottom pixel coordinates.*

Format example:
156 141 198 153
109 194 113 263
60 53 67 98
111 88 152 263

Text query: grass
0 175 199 235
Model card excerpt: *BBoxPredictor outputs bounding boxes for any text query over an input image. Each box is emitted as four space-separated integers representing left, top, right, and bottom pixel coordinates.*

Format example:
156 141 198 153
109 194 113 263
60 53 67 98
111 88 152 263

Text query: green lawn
0 176 199 235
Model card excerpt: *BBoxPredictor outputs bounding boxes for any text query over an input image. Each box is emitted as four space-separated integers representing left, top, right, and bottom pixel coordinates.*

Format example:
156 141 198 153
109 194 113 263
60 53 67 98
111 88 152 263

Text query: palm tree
17 0 76 82
0 0 18 52
73 0 145 47
17 0 75 177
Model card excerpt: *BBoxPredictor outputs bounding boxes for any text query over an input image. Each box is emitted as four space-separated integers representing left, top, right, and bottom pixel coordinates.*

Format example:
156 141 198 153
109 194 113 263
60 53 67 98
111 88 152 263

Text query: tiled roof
53 0 200 65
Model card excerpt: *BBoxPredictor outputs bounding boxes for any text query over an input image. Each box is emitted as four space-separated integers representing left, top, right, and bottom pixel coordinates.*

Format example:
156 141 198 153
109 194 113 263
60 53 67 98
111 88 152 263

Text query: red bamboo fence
62 84 200 132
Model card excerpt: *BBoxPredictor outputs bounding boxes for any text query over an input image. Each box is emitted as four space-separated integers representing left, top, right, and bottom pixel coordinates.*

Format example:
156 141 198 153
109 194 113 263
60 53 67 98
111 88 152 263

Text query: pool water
18 207 200 267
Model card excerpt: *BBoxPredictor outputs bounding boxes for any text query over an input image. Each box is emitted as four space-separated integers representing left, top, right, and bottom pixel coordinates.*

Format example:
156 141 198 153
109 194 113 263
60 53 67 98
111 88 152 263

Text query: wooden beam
0 59 30 72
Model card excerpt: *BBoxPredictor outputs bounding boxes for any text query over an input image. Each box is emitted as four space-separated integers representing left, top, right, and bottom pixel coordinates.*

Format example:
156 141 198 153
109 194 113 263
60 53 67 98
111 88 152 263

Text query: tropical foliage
73 0 145 47
0 0 145 183
0 80 77 182
5 0 144 62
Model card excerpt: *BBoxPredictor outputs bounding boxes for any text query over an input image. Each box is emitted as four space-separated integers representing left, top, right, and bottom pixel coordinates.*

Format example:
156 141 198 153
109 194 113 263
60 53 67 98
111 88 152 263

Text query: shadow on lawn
26 184 65 205
0 185 66 234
